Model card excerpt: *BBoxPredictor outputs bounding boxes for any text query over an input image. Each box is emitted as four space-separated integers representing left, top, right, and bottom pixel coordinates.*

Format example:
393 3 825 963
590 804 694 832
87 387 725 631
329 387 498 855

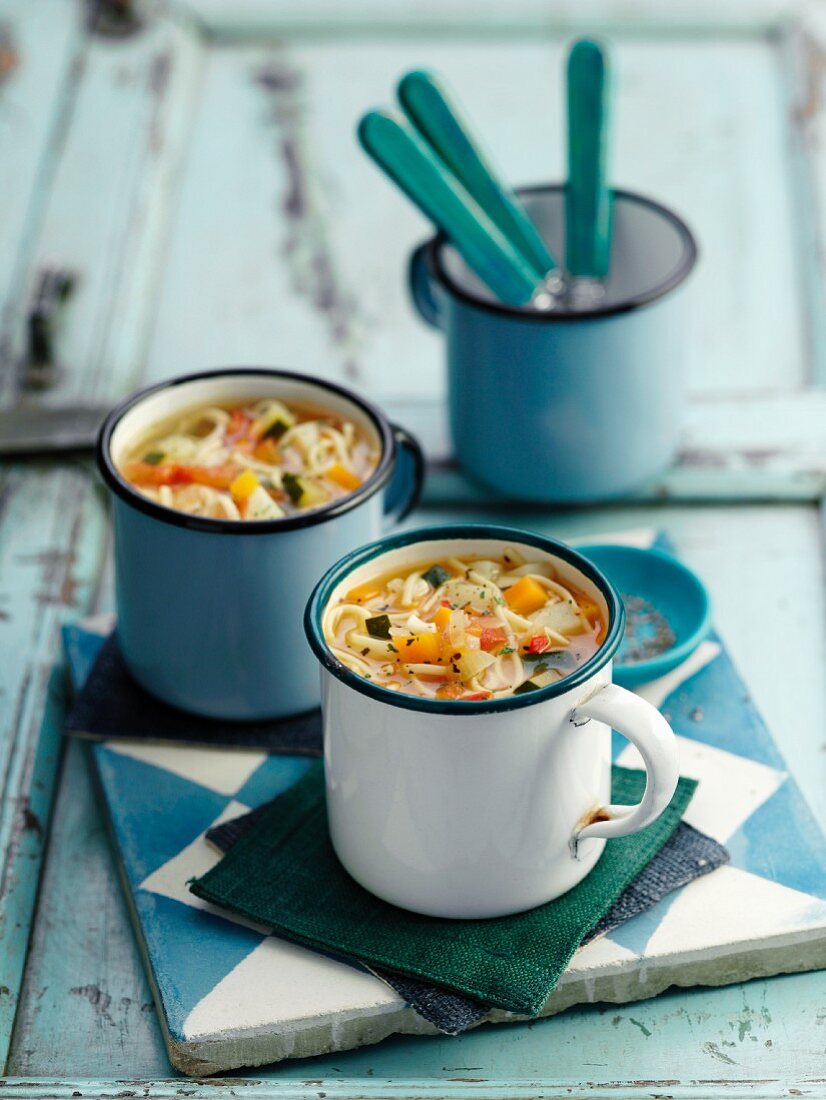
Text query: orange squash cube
504 576 548 616
396 632 442 664
327 463 362 492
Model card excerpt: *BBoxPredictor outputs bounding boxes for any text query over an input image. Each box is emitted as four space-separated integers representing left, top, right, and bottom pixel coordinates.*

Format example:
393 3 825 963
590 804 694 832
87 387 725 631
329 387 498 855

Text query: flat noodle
324 551 606 701
119 397 379 521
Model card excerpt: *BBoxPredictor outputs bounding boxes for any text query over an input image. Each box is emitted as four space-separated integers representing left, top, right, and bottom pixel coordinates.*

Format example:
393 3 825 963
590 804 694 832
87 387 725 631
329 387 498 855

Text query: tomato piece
462 691 492 701
479 626 507 651
527 634 551 654
189 465 239 490
124 462 245 491
123 462 194 487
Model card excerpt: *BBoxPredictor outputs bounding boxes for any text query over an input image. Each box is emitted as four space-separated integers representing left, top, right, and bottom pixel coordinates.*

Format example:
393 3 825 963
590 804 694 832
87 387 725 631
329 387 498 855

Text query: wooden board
6 505 826 1096
62 530 826 1076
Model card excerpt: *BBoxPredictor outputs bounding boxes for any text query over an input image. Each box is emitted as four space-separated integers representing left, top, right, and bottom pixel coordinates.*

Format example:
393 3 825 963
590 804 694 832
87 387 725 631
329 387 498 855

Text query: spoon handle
398 69 559 281
358 109 543 306
566 39 613 280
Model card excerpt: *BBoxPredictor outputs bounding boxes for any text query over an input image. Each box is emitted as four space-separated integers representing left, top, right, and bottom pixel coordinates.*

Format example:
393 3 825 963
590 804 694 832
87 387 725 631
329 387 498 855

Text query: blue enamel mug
410 185 698 502
97 368 423 720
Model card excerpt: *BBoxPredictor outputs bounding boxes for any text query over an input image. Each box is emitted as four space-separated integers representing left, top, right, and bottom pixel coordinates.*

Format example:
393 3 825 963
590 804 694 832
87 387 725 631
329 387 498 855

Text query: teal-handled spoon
358 109 554 308
566 38 613 307
397 69 562 295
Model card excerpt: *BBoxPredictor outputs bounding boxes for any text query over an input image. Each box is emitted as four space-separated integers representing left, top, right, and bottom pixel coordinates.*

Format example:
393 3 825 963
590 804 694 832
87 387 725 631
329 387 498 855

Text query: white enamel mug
305 524 680 919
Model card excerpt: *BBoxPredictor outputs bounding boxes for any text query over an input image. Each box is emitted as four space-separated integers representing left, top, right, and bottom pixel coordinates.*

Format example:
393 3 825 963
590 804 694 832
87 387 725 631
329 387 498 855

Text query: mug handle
383 424 425 523
408 242 444 330
571 683 680 844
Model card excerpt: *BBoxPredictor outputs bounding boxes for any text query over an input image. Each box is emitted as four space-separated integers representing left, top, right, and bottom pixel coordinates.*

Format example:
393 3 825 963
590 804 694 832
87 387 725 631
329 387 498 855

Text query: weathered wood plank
0 12 206 1059
386 391 826 501
780 7 826 384
2 13 204 406
0 464 108 1063
5 738 169 1078
7 504 825 1085
1 1075 825 1099
0 0 84 365
182 0 792 38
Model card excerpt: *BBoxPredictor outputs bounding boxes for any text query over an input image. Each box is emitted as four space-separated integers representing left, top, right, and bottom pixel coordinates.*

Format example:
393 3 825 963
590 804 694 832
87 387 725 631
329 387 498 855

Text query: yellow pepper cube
229 469 260 501
397 632 442 664
504 576 548 616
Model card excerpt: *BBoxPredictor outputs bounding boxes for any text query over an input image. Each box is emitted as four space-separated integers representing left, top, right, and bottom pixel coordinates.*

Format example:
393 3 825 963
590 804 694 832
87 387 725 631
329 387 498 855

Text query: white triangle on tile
183 935 402 1040
634 640 721 710
140 800 250 908
104 740 267 796
565 933 639 975
616 733 786 844
644 865 826 958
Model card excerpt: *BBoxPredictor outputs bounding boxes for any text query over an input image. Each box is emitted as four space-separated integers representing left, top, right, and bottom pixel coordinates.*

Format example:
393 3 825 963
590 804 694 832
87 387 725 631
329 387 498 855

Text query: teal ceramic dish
577 544 711 688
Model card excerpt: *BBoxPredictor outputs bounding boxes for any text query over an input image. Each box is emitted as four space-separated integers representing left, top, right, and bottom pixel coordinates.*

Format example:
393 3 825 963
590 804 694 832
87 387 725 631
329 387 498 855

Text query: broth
323 548 606 701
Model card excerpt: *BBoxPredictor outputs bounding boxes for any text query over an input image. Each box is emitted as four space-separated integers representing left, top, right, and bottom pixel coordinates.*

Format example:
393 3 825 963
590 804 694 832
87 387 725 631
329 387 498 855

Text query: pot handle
383 424 425 523
408 242 445 330
571 683 680 844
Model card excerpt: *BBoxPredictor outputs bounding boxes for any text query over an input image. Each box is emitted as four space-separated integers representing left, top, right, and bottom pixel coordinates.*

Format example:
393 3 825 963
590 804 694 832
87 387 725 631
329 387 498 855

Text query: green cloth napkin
191 763 696 1015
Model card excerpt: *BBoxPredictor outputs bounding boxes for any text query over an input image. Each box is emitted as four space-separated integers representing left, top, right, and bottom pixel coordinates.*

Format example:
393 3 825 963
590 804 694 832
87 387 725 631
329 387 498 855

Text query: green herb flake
494 596 505 606
142 451 165 465
387 643 399 653
365 615 392 639
499 646 515 655
513 679 540 695
282 473 303 504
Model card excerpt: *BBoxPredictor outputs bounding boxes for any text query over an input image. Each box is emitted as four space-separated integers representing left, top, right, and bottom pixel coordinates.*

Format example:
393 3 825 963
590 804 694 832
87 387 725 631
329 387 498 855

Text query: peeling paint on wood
254 52 363 381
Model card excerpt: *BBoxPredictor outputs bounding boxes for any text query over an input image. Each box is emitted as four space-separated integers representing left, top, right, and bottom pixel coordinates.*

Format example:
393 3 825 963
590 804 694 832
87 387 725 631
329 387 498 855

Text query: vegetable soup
322 547 607 700
119 398 380 520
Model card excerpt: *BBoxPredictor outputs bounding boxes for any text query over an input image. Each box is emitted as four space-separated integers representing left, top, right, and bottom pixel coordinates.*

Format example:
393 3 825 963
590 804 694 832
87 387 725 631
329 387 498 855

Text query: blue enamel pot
97 368 424 721
410 184 698 502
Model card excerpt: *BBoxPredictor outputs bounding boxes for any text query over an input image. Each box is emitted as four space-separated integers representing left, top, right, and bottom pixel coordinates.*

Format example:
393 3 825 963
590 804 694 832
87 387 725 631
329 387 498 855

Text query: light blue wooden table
0 1 825 1096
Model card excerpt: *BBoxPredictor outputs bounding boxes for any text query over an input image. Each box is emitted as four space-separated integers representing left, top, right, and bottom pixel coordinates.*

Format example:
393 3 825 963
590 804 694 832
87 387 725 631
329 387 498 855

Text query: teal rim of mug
425 183 698 323
305 523 625 715
97 367 399 536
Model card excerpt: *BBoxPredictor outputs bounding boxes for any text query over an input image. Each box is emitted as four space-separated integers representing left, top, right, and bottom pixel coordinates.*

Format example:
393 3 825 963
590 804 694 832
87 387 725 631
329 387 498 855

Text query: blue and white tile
68 526 826 1074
